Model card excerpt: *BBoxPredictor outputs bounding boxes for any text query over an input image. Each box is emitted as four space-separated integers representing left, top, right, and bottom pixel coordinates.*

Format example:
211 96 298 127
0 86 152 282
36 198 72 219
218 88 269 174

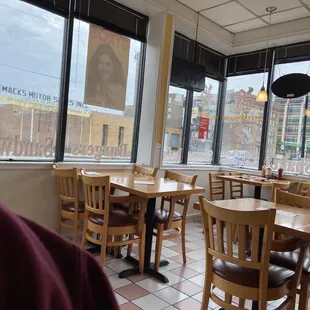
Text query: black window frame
4 0 148 163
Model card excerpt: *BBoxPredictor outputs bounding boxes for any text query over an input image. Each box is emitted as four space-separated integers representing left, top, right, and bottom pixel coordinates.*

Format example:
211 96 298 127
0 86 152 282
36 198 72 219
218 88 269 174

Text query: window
102 125 108 146
220 73 265 169
118 127 124 146
188 77 220 164
64 20 143 162
266 61 309 174
0 0 64 160
163 86 187 164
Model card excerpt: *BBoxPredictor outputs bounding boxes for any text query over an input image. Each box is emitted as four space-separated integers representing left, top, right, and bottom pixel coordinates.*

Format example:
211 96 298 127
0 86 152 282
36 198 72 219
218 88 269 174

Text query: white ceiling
177 0 310 33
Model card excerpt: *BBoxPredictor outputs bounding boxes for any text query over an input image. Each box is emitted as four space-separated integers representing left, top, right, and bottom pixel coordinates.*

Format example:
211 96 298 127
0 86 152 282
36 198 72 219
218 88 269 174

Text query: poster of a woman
84 25 130 111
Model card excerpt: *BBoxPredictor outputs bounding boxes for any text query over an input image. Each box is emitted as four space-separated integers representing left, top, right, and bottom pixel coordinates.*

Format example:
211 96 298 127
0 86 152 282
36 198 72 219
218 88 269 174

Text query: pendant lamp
256 7 276 102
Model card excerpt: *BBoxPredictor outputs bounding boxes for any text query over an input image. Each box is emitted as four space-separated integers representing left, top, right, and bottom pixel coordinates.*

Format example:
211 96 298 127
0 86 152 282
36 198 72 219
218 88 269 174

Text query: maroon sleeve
0 204 118 310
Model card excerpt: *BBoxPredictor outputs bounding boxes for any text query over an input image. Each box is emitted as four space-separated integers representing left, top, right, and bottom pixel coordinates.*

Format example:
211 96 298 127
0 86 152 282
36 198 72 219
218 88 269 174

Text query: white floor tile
114 293 128 305
136 277 168 293
161 271 185 286
161 259 182 271
132 294 169 310
186 260 206 273
186 249 205 261
161 248 180 258
192 239 206 247
185 242 201 251
106 259 133 273
193 292 219 308
154 287 188 304
163 240 178 247
108 274 131 289
188 274 205 287
163 306 178 310
103 267 116 276
185 234 202 242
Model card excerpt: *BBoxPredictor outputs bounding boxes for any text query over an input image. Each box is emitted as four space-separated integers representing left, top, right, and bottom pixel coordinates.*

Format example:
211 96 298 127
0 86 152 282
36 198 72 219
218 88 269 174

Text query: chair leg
181 222 187 264
154 224 164 271
239 298 245 309
127 234 134 256
81 216 88 249
100 234 107 268
57 209 62 234
73 217 79 244
139 227 146 273
114 235 122 258
201 258 212 309
298 275 309 310
225 294 232 309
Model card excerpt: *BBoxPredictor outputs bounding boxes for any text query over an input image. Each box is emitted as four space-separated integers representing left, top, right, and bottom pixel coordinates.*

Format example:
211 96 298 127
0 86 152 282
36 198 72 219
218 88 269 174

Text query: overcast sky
0 0 141 116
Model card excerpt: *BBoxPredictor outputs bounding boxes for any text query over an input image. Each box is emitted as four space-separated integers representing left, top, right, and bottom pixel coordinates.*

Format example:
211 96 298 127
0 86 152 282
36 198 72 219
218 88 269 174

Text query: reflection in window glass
0 0 64 160
188 78 219 164
220 74 265 169
163 86 186 163
266 62 308 174
65 20 142 162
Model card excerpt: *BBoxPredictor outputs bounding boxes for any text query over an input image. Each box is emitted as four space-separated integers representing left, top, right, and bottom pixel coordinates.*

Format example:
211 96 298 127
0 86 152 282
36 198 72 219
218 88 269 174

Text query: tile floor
90 220 302 310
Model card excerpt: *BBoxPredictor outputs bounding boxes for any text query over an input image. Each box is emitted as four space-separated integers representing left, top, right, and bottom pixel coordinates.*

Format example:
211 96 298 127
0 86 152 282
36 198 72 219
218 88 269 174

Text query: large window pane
266 61 309 174
0 0 64 160
64 20 142 162
220 74 266 169
188 78 219 164
163 86 186 164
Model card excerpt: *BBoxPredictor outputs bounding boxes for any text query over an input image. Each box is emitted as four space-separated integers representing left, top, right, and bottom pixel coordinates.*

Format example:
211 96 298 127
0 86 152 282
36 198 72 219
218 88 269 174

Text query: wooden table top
81 171 205 198
216 175 291 188
212 198 310 241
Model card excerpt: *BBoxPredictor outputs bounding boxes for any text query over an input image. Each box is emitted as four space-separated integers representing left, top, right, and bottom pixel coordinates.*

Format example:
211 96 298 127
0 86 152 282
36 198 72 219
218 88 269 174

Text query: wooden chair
153 171 198 271
209 172 225 200
132 164 158 177
199 195 307 310
53 165 84 244
297 181 310 196
228 172 244 199
80 170 147 269
271 181 290 202
270 189 310 310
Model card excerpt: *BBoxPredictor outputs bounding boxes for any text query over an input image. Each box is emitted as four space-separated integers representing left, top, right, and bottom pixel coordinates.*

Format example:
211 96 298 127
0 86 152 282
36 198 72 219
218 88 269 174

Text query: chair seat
62 201 85 213
89 210 138 227
270 248 310 276
213 258 294 288
154 209 182 224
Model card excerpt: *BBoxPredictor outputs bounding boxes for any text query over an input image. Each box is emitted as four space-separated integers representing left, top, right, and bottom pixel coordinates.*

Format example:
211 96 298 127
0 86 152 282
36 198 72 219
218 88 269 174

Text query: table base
119 256 170 283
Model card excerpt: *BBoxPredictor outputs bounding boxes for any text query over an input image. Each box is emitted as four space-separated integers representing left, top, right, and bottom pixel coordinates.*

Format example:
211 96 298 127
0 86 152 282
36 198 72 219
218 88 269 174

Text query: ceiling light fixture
256 6 276 102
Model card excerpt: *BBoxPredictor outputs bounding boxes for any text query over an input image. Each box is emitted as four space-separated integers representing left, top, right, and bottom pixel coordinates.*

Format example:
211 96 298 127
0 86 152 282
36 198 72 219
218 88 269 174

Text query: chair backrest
276 189 310 209
53 164 79 206
199 196 276 290
132 164 158 177
164 170 198 186
162 171 198 229
228 172 243 199
271 181 290 202
81 170 111 232
297 182 310 197
209 172 225 201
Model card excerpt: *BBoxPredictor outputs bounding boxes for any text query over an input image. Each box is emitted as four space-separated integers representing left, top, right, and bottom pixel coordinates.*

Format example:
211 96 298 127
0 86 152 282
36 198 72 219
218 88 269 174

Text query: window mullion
181 90 193 164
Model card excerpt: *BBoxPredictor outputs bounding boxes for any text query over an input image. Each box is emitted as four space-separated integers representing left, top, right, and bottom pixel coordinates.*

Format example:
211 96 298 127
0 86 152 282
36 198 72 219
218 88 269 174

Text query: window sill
0 161 133 170
161 163 221 171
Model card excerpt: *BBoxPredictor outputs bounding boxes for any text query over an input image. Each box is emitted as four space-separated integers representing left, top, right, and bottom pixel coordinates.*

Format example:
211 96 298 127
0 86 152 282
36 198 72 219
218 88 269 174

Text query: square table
83 171 205 283
216 174 292 199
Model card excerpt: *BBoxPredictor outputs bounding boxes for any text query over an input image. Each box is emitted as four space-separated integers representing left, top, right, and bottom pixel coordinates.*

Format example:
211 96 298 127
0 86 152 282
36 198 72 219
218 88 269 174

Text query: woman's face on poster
98 54 114 82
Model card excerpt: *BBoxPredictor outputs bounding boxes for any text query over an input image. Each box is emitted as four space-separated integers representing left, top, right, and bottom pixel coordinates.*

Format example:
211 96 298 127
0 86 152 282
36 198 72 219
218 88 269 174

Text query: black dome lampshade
271 73 310 99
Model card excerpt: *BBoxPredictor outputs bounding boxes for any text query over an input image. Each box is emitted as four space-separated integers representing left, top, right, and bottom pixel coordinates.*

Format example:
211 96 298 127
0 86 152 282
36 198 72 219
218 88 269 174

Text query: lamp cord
263 10 272 86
